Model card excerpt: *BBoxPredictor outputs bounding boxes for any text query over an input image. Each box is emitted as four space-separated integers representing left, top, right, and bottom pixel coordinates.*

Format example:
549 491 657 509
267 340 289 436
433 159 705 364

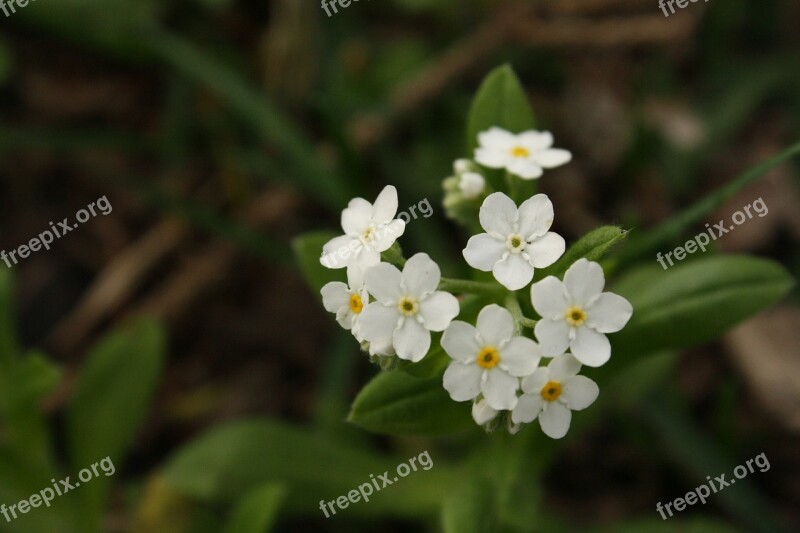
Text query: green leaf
538 225 628 281
223 484 285 533
441 477 498 533
0 267 19 368
67 317 165 528
348 371 473 435
617 139 800 267
610 255 793 364
292 231 345 294
162 418 451 518
4 351 61 409
592 517 738 533
466 65 536 153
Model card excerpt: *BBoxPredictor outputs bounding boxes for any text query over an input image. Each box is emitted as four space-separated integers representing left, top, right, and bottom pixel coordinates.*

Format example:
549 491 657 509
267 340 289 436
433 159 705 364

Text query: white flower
459 172 486 199
475 127 571 179
471 397 498 425
463 192 565 291
320 268 368 338
531 258 633 367
453 158 472 174
320 185 406 274
442 305 540 410
358 253 459 362
511 353 598 439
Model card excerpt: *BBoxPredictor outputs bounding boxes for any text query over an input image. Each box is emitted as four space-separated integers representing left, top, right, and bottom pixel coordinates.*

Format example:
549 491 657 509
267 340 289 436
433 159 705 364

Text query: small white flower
459 172 486 199
531 258 633 367
320 268 368 338
442 305 540 410
463 192 565 291
475 127 571 179
511 353 598 439
320 185 406 274
358 253 459 362
471 397 498 425
453 158 473 174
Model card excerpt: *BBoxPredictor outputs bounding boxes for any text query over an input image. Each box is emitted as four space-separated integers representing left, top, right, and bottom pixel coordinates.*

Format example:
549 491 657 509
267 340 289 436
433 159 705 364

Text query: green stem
438 278 504 296
504 293 524 335
381 243 406 268
519 317 538 330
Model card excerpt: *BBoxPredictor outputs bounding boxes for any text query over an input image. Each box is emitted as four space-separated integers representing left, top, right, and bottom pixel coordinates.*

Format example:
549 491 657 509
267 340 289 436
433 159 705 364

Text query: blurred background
0 0 799 531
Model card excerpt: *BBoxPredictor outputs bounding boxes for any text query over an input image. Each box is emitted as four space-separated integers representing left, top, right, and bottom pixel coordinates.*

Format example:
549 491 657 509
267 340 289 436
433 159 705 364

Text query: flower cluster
319 126 632 439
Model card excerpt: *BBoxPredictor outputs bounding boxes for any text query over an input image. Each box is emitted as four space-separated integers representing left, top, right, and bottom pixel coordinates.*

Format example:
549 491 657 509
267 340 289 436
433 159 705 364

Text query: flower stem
381 243 406 268
519 317 538 330
438 278 504 296
504 293 525 335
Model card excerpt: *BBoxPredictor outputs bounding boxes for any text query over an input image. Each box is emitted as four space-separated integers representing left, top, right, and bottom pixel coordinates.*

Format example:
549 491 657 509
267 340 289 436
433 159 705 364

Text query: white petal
517 194 554 239
442 321 481 363
320 235 358 269
511 393 544 424
346 266 365 290
499 337 541 377
482 369 519 410
463 233 506 271
341 198 373 235
586 293 633 333
351 246 381 272
478 127 516 149
526 232 565 268
539 401 571 439
563 259 605 306
530 148 571 168
459 172 486 199
570 326 611 367
419 292 459 332
518 131 553 151
530 276 568 319
472 399 499 425
493 253 534 291
561 375 599 410
371 185 399 224
547 353 581 381
454 158 472 174
371 219 405 252
358 303 398 343
335 307 355 330
368 337 395 356
443 362 482 402
363 263 403 302
402 253 440 297
507 158 543 180
475 147 509 169
393 318 431 362
320 282 349 313
534 318 570 357
479 192 517 236
520 367 550 394
476 305 514 347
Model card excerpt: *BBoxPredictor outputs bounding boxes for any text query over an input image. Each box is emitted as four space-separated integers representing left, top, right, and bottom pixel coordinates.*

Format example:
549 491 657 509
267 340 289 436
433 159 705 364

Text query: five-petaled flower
442 305 541 410
320 185 406 275
531 258 633 367
511 353 598 439
475 127 571 179
463 192 565 291
358 253 460 362
320 267 368 340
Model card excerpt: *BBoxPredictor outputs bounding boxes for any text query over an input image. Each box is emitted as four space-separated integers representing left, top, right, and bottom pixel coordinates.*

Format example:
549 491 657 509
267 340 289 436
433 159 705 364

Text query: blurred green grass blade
67 318 165 529
144 31 353 209
223 483 285 533
536 225 627 282
441 477 498 533
616 140 800 267
642 394 786 532
162 418 452 518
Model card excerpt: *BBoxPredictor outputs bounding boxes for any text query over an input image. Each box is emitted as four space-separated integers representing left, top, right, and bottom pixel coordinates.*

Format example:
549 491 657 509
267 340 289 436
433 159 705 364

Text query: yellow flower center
361 226 376 243
540 380 562 402
511 146 530 158
397 297 419 317
476 346 500 369
349 293 363 314
506 233 526 253
565 306 587 327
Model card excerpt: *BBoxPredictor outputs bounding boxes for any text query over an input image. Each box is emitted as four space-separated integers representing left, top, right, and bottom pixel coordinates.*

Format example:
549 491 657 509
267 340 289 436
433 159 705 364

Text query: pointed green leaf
223 483 285 533
466 65 536 153
538 225 627 281
349 371 473 435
